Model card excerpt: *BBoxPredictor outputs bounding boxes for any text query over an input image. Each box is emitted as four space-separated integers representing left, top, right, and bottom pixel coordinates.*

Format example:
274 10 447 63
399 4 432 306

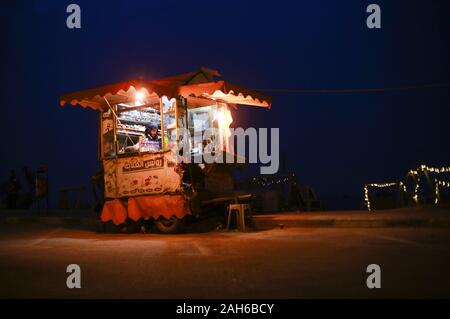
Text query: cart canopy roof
60 67 271 111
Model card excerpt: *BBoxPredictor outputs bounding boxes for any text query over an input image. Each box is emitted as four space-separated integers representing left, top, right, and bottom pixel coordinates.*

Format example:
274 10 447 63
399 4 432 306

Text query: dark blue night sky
1 0 449 209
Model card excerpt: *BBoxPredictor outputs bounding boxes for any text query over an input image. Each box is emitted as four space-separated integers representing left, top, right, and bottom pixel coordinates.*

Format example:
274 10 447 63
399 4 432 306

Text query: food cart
60 67 271 232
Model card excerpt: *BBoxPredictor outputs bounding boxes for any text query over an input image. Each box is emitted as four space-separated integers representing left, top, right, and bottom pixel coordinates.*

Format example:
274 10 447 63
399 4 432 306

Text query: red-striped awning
59 80 169 111
59 68 271 111
179 81 271 108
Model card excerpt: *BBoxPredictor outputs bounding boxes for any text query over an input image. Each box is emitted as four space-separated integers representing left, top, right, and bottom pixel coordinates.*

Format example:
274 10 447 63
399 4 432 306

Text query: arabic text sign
122 157 164 173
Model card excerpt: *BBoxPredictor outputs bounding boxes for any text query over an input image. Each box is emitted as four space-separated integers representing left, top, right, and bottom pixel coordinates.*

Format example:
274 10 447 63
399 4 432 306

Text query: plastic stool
227 204 252 231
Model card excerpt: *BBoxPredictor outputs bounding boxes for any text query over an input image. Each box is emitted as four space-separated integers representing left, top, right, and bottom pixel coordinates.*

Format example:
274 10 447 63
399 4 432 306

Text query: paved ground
252 206 450 229
1 224 450 298
3 206 450 230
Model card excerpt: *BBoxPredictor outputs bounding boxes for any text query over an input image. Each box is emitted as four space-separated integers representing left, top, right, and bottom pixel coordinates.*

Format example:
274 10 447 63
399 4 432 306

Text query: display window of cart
100 93 232 159
186 99 231 157
100 95 179 158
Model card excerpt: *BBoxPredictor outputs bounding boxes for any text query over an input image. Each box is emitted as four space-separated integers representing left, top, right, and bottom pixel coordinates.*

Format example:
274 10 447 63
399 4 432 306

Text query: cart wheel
154 216 184 234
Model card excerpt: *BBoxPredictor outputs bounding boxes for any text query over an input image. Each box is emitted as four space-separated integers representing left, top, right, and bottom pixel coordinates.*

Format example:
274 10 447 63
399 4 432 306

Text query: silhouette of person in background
22 166 34 209
7 170 20 209
23 166 34 194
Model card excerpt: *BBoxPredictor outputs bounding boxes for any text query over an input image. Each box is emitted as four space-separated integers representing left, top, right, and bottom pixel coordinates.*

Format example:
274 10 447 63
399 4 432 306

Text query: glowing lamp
135 91 145 101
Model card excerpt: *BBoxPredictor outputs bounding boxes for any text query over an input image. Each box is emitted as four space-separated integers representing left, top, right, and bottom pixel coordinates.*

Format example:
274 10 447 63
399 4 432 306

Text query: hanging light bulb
135 90 145 102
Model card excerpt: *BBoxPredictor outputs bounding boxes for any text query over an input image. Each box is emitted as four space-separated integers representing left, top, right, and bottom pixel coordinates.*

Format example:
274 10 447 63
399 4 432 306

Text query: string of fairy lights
435 179 450 204
364 164 450 211
363 182 400 211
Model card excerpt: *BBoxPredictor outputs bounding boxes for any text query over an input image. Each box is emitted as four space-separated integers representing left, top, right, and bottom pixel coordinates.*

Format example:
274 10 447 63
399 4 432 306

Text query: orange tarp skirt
101 199 127 225
128 195 189 221
101 195 190 225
